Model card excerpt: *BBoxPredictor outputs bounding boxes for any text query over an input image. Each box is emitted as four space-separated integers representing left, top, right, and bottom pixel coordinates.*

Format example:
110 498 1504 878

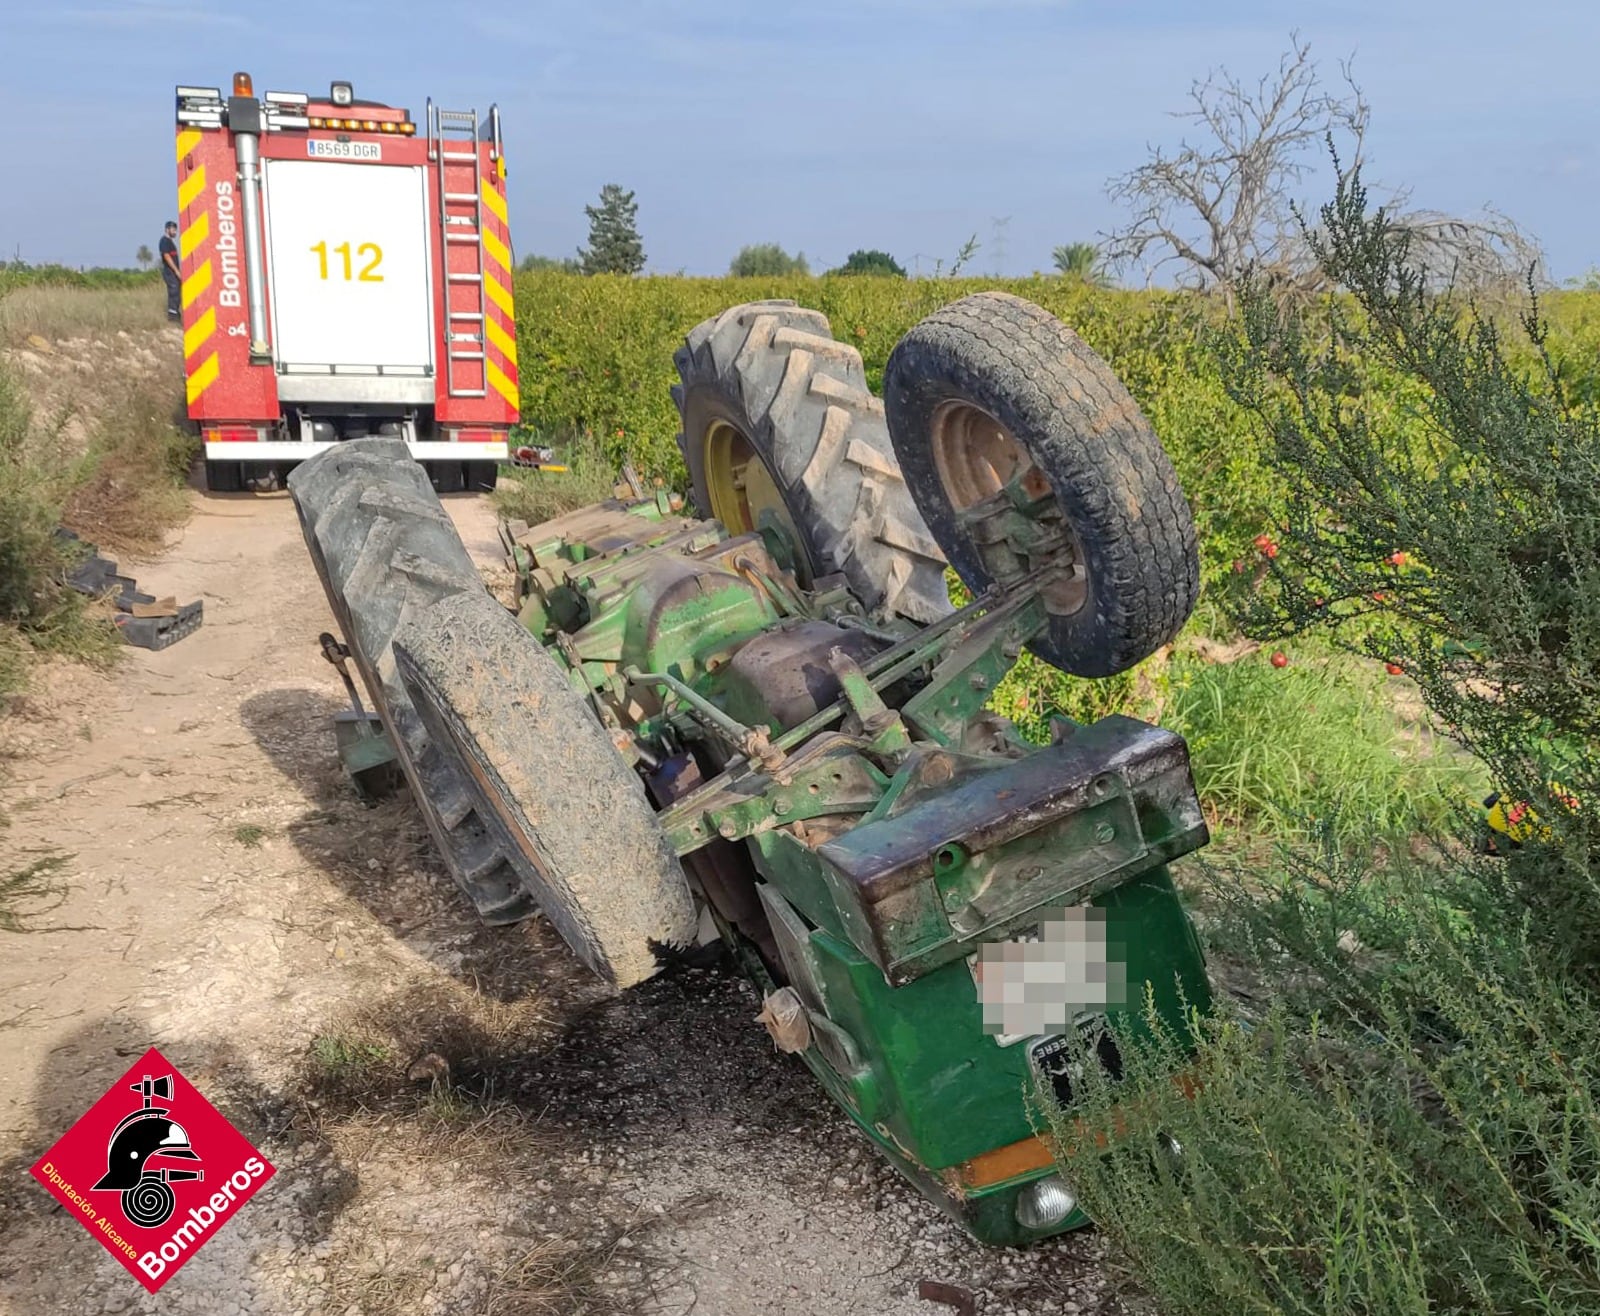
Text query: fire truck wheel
204 459 242 493
393 588 697 989
674 300 950 624
883 292 1199 678
465 461 500 493
285 438 539 926
427 462 466 495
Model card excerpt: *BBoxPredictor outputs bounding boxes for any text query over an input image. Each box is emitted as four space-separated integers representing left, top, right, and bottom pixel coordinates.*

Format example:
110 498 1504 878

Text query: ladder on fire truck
428 102 488 399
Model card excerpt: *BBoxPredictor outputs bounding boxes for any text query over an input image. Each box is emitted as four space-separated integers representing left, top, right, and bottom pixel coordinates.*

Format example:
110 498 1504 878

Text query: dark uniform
159 224 181 320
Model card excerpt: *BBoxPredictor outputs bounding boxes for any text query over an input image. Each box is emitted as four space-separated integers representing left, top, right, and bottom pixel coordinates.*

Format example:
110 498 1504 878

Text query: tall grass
0 284 166 345
491 432 622 526
64 378 196 556
1165 650 1484 844
0 352 194 698
0 363 117 697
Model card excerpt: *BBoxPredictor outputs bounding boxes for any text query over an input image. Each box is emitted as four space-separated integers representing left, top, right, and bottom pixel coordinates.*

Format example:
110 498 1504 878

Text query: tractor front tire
286 438 537 925
393 590 696 988
884 292 1199 678
675 301 950 624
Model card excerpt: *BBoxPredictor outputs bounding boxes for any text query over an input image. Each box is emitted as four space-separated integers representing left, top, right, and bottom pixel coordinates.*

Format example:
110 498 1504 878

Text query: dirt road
0 484 1117 1316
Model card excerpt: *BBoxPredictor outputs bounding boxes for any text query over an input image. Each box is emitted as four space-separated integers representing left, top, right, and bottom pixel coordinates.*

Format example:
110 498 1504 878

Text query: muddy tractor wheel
393 590 696 989
674 300 950 624
286 438 537 925
883 292 1199 678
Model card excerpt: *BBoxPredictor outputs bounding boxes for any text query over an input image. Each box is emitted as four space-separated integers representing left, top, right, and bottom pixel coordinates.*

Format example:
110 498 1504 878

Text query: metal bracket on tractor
319 632 401 800
288 292 1211 1247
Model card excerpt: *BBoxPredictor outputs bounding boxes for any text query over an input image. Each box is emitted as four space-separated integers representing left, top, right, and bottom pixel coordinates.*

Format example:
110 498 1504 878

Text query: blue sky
3 0 1596 280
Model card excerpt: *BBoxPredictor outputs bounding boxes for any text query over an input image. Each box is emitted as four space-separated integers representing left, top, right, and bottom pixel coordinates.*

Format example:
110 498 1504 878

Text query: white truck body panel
262 160 435 374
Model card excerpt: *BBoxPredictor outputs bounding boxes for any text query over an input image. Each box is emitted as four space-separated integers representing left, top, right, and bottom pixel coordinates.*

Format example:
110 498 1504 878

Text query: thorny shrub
1045 173 1600 1315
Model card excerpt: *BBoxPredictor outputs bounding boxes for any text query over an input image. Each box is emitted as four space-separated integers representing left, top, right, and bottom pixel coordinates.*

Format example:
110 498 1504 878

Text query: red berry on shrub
1371 592 1387 603
1271 651 1289 668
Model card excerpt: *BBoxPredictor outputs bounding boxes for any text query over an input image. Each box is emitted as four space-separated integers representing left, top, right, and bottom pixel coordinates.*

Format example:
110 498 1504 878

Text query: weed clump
0 346 193 700
492 431 620 528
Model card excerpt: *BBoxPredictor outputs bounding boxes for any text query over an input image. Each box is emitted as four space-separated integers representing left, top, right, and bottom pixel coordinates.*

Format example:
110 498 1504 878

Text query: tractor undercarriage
289 292 1212 1244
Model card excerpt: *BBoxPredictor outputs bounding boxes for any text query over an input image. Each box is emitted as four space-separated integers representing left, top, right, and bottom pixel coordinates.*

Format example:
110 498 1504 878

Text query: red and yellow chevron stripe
479 172 519 416
175 128 218 406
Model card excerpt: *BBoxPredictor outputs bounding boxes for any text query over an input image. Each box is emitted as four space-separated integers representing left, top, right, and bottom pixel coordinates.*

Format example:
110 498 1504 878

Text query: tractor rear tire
393 590 696 988
285 438 537 925
674 300 950 624
883 292 1199 678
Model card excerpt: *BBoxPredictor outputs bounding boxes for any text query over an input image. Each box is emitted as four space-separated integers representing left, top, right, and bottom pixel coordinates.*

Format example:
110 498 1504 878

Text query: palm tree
1051 242 1111 287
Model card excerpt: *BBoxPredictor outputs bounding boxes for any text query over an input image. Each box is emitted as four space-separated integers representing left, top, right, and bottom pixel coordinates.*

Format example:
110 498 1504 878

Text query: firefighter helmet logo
31 1046 274 1293
91 1074 204 1228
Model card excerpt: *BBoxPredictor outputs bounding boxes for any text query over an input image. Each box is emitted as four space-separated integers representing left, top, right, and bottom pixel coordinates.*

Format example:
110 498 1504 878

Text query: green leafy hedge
511 273 1284 598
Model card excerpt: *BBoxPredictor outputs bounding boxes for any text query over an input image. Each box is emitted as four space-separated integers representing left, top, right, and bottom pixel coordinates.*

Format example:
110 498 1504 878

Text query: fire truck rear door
262 159 434 376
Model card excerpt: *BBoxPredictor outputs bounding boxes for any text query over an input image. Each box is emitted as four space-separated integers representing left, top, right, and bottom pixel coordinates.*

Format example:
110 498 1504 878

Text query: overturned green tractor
287 292 1211 1245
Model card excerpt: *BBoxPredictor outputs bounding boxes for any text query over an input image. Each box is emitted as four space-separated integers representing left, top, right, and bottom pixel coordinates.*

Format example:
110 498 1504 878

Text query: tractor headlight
1014 1173 1078 1231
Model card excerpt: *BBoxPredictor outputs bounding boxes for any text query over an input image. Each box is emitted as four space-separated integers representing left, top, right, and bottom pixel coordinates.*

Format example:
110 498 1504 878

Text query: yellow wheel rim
700 419 813 583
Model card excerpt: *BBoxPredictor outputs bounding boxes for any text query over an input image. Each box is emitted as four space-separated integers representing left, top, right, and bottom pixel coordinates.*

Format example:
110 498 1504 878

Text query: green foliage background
0 262 161 293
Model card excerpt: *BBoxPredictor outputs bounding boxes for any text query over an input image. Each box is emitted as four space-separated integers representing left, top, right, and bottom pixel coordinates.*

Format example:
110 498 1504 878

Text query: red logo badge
29 1046 275 1293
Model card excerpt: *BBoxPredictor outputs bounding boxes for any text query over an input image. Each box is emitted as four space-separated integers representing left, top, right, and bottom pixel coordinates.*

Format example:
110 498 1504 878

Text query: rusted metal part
656 732 888 855
319 631 368 718
816 716 1209 984
645 755 780 965
320 631 401 798
830 647 913 761
720 621 884 732
915 1279 976 1315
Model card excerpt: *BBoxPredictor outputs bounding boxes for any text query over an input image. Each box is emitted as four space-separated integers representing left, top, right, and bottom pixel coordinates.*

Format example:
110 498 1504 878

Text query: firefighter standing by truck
159 221 180 321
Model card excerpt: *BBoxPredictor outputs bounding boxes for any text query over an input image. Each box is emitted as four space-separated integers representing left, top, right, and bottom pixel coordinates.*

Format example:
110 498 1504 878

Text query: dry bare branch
1103 33 1544 305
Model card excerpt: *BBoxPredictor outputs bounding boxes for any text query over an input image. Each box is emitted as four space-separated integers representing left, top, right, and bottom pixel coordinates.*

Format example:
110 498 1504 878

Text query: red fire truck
173 73 518 492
